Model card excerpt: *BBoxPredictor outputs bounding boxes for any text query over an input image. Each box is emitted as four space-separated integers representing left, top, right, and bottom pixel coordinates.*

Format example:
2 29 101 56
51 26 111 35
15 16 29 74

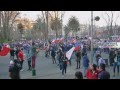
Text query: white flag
66 47 75 60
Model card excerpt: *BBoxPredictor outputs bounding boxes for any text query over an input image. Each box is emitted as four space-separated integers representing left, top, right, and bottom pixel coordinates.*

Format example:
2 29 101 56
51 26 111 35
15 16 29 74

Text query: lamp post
90 11 100 64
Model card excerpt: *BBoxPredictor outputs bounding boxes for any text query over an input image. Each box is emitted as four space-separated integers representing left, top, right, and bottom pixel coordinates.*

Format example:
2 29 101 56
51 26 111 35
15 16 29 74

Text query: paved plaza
0 51 120 79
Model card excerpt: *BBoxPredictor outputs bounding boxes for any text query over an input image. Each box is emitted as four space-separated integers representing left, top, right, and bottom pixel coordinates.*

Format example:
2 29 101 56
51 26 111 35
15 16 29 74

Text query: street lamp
90 11 100 64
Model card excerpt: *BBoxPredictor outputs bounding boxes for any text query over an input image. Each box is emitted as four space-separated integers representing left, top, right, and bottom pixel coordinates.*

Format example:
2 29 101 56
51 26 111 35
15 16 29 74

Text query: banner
66 47 75 60
103 42 120 48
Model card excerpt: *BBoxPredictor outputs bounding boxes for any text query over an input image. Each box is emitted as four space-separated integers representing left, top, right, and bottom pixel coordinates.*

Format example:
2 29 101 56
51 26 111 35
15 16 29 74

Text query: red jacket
18 50 24 61
86 69 99 79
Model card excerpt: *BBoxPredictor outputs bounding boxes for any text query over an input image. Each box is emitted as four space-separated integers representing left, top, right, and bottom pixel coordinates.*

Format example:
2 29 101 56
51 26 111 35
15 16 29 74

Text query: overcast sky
20 11 120 27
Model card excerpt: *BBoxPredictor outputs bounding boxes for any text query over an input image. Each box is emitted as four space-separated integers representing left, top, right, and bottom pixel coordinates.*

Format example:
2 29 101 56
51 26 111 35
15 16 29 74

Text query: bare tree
41 11 49 41
0 11 20 41
102 11 120 39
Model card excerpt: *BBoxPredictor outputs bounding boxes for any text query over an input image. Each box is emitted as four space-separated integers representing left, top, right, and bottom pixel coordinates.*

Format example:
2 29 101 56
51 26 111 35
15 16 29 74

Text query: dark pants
20 61 24 69
113 62 119 74
77 61 80 68
62 66 67 75
52 56 56 64
32 56 36 69
28 60 31 70
109 58 114 66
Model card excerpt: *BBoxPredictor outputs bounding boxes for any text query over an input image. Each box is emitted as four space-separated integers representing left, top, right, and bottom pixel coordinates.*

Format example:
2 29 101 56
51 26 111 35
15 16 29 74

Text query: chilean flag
74 42 81 51
0 45 11 56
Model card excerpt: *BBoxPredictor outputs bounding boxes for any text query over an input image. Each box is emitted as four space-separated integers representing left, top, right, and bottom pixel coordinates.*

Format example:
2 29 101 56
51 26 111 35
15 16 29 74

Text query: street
0 50 120 79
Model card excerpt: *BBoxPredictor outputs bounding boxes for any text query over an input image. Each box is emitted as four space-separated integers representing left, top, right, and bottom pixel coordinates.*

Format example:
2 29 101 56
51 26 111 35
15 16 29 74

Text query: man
9 59 21 79
51 46 56 64
26 44 32 71
109 48 116 66
31 42 38 70
98 63 110 79
82 53 89 77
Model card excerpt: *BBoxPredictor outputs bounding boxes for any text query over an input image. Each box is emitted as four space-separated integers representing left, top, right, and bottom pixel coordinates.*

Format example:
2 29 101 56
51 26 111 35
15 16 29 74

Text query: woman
86 64 99 79
61 53 68 77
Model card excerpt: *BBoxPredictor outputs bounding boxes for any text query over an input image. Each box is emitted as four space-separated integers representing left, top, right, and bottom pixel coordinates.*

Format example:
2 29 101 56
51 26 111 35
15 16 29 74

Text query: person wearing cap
9 59 21 79
75 71 83 79
98 63 110 79
86 64 99 79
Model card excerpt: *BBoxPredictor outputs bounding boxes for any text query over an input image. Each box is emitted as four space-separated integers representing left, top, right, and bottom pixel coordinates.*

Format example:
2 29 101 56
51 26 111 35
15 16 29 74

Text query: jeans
83 67 88 76
113 62 119 74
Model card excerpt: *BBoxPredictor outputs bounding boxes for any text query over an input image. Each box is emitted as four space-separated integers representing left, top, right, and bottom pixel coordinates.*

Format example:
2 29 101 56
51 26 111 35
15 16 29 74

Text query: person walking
109 48 116 66
18 48 25 71
61 53 68 77
82 53 89 77
75 50 81 69
31 42 38 71
113 50 120 77
51 47 56 64
98 55 105 67
95 50 101 66
82 45 87 57
86 64 99 79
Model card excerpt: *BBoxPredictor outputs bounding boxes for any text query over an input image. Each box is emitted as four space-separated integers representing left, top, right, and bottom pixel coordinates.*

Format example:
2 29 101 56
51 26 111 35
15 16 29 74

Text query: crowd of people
1 36 120 79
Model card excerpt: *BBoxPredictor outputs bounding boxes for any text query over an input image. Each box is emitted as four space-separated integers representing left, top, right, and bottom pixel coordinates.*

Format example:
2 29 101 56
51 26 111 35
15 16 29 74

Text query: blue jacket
82 55 89 67
82 47 87 54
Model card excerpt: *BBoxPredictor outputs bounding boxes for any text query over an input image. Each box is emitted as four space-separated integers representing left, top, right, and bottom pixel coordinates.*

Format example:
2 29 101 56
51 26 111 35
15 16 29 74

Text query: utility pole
91 11 94 64
46 11 49 41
